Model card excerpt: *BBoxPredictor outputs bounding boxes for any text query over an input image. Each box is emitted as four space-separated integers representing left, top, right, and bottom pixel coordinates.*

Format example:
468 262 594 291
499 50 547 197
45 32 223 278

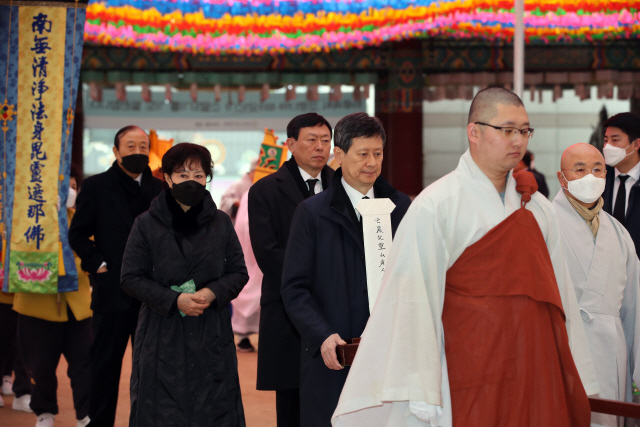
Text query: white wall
422 87 631 198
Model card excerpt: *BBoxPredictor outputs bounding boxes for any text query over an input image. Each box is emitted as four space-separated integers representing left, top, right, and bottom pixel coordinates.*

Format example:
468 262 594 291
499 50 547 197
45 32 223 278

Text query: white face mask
562 172 606 204
603 142 634 167
66 187 77 208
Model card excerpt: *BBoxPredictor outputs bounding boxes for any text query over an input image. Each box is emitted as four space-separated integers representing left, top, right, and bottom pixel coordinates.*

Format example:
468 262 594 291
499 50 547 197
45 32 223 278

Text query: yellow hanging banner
8 7 66 293
253 128 287 183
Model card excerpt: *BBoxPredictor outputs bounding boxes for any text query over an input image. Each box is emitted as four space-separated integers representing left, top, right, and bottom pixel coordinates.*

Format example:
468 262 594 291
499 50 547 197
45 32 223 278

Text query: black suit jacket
603 165 640 258
69 164 163 313
248 158 334 390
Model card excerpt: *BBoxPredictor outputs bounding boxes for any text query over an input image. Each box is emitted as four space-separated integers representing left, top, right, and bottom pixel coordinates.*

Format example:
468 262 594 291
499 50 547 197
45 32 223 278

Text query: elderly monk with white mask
553 143 640 427
332 87 599 427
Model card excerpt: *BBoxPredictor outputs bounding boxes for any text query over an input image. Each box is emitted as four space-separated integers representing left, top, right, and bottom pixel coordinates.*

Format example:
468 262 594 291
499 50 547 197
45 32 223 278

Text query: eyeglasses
562 168 607 178
475 122 535 140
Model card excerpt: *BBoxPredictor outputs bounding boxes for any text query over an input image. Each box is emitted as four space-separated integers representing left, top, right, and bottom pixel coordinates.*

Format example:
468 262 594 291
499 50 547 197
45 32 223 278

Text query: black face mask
120 154 149 175
171 180 207 207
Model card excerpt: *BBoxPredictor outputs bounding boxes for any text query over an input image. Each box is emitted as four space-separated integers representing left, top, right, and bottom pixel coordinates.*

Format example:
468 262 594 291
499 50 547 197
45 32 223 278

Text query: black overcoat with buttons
248 158 334 391
281 168 411 427
121 191 248 427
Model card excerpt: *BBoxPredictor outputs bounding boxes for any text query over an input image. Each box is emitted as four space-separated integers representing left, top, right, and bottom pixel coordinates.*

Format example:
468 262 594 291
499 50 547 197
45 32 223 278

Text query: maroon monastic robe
442 171 591 426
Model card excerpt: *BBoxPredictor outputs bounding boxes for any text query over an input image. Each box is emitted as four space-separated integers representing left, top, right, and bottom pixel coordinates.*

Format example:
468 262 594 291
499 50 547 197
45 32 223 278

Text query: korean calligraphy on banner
355 198 396 313
0 1 86 294
25 11 57 253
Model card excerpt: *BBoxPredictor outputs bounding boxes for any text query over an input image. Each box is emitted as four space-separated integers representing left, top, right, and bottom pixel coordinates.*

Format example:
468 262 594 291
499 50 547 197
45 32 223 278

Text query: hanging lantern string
81 1 640 56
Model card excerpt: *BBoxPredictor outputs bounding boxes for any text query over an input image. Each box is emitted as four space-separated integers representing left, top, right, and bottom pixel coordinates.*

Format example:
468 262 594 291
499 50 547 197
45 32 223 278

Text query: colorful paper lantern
84 0 640 56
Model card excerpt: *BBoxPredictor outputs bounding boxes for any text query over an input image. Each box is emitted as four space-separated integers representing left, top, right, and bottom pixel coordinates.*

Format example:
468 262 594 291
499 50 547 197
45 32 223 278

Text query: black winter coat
248 158 334 390
121 190 249 427
281 168 411 427
69 163 163 312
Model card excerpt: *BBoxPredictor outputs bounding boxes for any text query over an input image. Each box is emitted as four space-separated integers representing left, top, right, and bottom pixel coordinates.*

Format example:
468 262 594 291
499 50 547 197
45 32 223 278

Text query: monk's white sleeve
331 200 450 426
621 231 640 388
544 205 600 396
408 401 444 425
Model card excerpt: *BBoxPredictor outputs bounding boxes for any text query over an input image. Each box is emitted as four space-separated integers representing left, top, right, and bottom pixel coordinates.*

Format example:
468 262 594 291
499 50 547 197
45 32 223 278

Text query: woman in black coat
121 143 249 427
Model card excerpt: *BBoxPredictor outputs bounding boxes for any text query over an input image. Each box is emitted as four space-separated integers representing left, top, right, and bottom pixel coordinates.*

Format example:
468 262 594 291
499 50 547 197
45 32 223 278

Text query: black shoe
237 338 255 353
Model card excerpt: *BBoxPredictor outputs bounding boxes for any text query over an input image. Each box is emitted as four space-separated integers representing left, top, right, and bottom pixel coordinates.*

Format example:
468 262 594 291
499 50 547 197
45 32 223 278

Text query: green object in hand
634 382 640 396
171 279 196 317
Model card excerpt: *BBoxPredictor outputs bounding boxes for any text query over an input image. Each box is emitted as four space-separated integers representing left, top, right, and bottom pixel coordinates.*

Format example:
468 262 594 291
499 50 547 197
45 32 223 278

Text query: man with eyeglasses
552 142 640 427
332 87 597 427
601 112 640 258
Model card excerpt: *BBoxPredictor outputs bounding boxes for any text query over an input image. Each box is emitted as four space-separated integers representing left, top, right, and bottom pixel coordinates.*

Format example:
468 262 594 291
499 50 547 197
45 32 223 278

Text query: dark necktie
613 175 629 225
359 196 370 228
306 179 319 197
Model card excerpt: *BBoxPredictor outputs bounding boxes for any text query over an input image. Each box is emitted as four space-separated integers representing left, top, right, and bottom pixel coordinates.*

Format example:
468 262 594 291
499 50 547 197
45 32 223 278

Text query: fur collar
165 190 204 234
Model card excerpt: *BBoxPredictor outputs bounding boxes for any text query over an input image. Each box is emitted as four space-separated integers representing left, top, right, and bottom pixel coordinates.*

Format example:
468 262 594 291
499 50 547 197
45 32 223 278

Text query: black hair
334 112 386 153
603 112 640 152
521 150 532 167
114 125 146 149
161 143 214 181
287 113 333 140
69 163 83 186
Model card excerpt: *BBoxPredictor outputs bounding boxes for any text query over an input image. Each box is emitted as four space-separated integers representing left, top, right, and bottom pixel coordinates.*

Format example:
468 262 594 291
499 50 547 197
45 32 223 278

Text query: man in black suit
281 112 411 427
602 112 640 256
248 113 334 427
69 126 162 427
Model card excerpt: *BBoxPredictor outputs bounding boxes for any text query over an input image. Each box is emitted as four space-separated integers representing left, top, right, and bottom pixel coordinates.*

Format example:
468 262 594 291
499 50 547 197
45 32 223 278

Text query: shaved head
557 143 607 206
468 87 524 125
560 143 604 170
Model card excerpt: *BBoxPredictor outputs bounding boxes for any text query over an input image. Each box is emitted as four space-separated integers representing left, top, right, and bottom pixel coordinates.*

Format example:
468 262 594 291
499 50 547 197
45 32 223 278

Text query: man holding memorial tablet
281 112 411 427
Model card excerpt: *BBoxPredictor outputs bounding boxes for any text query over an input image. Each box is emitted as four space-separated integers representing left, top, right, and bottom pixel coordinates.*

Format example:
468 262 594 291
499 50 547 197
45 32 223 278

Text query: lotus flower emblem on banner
16 262 52 283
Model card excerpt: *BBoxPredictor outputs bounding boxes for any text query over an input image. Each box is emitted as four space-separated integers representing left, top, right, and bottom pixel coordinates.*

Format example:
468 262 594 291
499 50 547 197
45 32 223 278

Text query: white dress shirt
341 177 375 221
613 160 640 213
298 167 323 195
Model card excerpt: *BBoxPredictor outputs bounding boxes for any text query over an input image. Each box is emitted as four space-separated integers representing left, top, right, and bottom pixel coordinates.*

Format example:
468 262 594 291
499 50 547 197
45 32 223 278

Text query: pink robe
231 191 262 335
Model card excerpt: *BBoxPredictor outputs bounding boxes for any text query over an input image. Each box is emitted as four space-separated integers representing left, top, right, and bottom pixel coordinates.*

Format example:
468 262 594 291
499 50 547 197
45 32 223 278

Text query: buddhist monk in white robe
332 88 599 427
552 143 640 427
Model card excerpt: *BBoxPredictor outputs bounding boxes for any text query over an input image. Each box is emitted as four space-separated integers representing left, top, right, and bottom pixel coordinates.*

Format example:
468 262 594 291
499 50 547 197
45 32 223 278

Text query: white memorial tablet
355 198 396 313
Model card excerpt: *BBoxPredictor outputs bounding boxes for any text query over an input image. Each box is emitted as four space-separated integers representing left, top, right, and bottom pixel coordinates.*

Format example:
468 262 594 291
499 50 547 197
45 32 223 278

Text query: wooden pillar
377 110 423 196
376 39 424 196
632 97 640 117
72 81 84 176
